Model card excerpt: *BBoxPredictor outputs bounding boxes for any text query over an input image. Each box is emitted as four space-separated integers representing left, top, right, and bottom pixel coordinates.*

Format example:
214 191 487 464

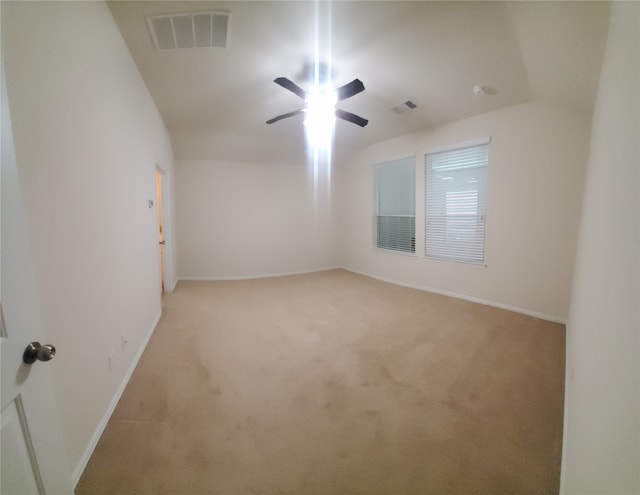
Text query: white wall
176 159 337 279
1 0 175 483
561 2 640 493
335 101 591 322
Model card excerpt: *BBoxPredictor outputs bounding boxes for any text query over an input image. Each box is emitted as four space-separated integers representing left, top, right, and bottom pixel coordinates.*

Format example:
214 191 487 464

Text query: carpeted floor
76 269 565 494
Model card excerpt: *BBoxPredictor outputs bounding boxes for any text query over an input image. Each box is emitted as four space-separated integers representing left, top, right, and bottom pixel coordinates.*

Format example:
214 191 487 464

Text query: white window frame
424 139 489 264
374 157 416 255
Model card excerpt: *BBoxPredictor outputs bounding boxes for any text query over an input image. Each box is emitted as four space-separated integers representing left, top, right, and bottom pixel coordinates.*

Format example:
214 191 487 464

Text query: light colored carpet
76 269 565 494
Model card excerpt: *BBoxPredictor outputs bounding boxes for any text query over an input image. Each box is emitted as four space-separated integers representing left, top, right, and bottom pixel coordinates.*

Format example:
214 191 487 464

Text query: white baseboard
342 267 567 325
72 310 162 486
178 266 341 282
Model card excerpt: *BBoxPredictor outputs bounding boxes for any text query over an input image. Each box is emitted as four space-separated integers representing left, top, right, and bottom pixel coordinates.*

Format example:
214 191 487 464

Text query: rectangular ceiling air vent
147 11 230 50
392 100 418 114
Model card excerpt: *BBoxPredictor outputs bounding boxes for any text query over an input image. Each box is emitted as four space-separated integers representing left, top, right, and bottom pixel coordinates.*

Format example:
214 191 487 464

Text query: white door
0 56 74 494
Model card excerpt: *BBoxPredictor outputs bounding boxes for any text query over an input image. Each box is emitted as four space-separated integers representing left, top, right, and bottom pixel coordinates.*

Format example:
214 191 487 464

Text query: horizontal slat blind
425 144 488 263
375 158 415 254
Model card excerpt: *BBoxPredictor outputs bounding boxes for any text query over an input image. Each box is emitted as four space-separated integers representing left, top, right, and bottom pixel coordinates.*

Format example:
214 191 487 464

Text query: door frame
155 165 173 292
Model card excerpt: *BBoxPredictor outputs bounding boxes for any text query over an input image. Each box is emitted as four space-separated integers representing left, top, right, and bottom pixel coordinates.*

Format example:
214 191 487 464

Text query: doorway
156 170 165 293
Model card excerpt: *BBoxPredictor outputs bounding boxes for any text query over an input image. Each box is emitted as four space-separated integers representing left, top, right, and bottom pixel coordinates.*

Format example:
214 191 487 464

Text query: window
374 158 415 254
425 142 488 263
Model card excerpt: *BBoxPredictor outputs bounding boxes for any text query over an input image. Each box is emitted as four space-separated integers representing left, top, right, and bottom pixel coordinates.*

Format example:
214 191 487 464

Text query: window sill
374 248 417 258
422 256 487 268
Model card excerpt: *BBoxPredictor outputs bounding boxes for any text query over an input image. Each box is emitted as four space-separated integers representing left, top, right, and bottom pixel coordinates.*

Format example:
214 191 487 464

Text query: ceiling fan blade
266 109 305 124
335 109 368 127
274 77 307 99
336 79 365 101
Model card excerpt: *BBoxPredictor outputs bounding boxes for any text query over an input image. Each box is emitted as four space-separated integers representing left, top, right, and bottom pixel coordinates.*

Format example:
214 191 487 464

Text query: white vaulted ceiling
107 1 610 164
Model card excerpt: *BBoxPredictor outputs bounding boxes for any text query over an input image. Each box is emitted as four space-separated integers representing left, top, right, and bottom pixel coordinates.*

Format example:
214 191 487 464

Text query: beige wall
335 101 591 322
561 2 640 493
2 0 175 483
176 159 337 279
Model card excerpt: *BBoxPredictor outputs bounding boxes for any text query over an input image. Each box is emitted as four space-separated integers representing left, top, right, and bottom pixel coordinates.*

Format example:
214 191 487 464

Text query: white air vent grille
147 11 230 50
392 100 418 114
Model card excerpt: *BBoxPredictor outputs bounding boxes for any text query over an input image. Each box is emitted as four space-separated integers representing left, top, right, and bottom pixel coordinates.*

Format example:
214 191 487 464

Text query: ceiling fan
266 77 369 128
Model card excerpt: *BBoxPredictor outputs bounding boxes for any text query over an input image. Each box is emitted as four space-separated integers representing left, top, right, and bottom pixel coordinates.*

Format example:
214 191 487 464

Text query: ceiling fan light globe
304 86 337 150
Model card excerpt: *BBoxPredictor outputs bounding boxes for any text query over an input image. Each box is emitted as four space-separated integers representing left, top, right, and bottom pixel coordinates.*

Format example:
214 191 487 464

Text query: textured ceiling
107 1 610 163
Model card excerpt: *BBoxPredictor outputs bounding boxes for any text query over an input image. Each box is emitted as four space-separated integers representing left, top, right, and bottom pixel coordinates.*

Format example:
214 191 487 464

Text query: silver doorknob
23 342 56 364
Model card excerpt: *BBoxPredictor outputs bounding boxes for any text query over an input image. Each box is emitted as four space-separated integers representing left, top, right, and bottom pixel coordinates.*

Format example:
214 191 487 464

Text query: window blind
375 158 415 254
425 143 488 263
